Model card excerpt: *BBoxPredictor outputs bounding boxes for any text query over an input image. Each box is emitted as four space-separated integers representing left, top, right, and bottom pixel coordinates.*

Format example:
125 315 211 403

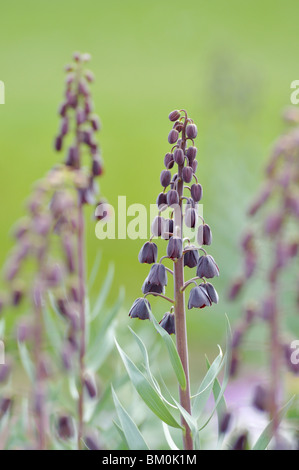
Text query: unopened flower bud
167 189 179 206
186 124 198 139
156 192 167 211
91 115 100 131
66 146 80 168
185 208 198 228
168 129 179 144
57 415 75 440
167 237 183 260
197 224 212 246
60 117 69 136
173 148 185 165
164 153 174 169
186 146 197 162
54 135 63 151
160 170 172 188
84 373 97 399
92 156 103 177
191 160 198 173
191 183 202 202
168 110 181 122
151 216 165 237
182 166 193 183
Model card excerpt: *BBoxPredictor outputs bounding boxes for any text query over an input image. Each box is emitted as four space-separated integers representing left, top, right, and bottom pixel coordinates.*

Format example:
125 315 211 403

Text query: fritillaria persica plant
229 107 299 449
0 53 107 450
129 109 220 450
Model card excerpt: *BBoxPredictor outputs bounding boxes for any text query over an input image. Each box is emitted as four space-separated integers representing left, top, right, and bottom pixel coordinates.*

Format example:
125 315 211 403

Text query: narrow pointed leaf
115 339 181 429
252 397 295 450
112 386 149 450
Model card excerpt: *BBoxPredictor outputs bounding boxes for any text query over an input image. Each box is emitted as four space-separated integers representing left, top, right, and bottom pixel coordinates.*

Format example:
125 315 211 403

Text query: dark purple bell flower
200 282 219 304
188 285 212 309
184 248 199 268
162 218 174 239
185 208 198 228
159 312 175 335
57 415 75 440
191 183 202 202
142 281 164 295
167 237 182 260
182 166 193 183
147 263 167 287
197 224 212 245
164 153 174 169
151 216 165 237
156 192 168 210
167 189 179 206
196 255 219 279
129 297 151 320
138 241 158 264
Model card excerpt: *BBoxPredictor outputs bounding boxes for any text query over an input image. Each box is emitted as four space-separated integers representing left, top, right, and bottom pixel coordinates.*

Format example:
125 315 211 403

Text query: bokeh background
0 0 298 446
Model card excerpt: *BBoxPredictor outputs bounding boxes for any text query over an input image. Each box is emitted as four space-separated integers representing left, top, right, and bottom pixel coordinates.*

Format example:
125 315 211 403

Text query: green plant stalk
173 118 193 450
77 195 86 450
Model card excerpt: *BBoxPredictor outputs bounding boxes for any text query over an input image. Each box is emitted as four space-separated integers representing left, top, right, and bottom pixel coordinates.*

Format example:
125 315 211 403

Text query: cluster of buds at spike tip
54 52 104 212
129 109 220 334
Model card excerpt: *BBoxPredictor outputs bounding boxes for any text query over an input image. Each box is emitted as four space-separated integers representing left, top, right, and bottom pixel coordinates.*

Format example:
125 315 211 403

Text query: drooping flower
188 285 212 309
196 255 219 279
138 242 158 264
159 312 175 335
167 237 183 260
128 297 151 320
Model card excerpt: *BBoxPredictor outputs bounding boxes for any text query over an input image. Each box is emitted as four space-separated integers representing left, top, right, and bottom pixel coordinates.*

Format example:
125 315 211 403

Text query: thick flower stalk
54 52 104 449
129 109 220 450
229 107 299 449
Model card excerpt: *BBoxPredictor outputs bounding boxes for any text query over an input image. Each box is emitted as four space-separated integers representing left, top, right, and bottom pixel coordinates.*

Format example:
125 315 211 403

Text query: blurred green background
0 0 298 379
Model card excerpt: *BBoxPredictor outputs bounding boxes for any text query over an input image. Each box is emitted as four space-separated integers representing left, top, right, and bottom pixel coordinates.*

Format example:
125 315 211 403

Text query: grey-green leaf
115 339 181 429
112 386 149 450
